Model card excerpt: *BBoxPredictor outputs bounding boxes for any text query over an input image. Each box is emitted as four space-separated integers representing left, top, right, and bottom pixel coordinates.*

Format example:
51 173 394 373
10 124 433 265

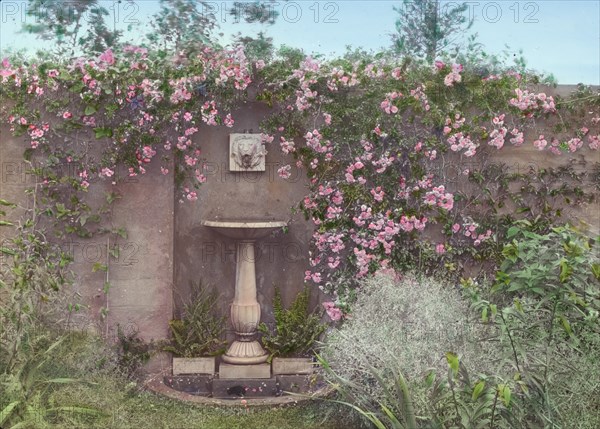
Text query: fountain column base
222 341 268 364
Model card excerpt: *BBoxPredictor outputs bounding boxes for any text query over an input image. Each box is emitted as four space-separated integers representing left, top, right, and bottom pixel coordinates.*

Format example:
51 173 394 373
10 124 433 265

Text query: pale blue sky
1 1 599 84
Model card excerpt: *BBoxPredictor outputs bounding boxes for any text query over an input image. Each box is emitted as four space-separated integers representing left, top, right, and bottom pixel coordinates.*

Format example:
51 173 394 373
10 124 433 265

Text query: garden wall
0 124 176 373
1 84 598 374
447 85 599 236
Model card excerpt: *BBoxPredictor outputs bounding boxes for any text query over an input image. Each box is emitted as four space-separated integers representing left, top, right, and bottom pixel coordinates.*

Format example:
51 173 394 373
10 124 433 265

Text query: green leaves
105 192 121 204
92 262 107 272
481 303 498 323
497 384 512 407
84 104 98 116
0 334 102 428
0 199 15 227
316 353 417 429
163 282 227 358
472 380 485 400
482 222 600 425
0 246 17 256
0 198 17 207
93 127 113 139
501 241 519 263
70 81 85 93
506 226 520 239
0 401 20 427
559 315 572 336
559 258 573 282
67 303 81 312
446 352 459 376
591 263 600 281
494 225 600 333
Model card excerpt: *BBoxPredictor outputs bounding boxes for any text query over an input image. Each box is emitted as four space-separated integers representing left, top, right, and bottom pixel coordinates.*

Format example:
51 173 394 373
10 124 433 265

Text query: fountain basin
201 219 287 240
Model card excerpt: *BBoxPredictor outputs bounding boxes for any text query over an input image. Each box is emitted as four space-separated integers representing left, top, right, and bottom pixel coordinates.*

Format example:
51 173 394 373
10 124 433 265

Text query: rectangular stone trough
172 357 216 375
272 357 316 375
218 363 271 379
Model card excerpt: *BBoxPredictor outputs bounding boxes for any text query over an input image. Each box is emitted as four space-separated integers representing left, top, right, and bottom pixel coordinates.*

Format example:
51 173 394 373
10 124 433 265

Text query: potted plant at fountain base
164 283 227 375
258 287 326 376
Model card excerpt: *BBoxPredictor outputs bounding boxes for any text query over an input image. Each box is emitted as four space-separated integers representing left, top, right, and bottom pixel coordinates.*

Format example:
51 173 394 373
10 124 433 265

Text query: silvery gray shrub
321 271 495 410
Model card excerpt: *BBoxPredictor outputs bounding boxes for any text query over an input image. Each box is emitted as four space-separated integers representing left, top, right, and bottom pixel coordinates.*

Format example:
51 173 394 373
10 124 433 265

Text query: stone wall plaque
229 133 266 172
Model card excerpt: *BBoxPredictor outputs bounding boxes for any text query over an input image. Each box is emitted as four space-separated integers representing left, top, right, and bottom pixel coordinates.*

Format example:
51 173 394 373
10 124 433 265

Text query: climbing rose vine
253 55 599 313
2 47 599 315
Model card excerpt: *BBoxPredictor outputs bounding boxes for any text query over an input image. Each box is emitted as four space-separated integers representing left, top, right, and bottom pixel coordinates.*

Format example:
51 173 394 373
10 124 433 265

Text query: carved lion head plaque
229 134 266 172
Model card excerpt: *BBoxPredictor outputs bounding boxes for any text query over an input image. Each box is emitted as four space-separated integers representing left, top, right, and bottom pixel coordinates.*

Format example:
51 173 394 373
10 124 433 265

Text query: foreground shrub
321 265 600 428
470 222 600 427
321 272 500 425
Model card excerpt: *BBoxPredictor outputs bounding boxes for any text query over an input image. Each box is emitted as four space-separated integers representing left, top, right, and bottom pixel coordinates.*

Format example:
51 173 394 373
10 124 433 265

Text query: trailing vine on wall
1 46 599 316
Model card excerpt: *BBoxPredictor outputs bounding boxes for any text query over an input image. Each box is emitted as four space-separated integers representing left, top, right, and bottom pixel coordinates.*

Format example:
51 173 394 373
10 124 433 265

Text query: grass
2 331 364 429
49 378 357 429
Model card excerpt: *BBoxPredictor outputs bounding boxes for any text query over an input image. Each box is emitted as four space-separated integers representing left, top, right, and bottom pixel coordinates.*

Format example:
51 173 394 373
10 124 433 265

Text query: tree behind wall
393 0 473 62
21 0 281 59
23 0 122 56
146 0 218 53
229 1 280 62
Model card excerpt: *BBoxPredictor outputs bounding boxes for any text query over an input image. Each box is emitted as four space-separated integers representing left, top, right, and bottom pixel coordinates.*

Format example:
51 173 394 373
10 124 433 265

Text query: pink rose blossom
277 165 292 179
99 49 115 65
533 135 548 150
322 302 342 321
100 167 114 178
195 170 207 183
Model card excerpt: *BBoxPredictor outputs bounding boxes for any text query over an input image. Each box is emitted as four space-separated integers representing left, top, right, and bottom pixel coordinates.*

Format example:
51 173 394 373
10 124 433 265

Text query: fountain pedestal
225 239 266 364
201 220 287 365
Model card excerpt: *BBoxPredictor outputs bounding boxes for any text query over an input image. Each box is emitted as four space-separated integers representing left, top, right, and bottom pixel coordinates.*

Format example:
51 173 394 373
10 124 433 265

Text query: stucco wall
0 124 175 373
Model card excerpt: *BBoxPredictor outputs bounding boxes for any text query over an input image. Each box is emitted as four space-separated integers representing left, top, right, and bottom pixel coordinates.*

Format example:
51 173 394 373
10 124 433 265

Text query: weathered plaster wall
446 85 600 235
0 124 175 373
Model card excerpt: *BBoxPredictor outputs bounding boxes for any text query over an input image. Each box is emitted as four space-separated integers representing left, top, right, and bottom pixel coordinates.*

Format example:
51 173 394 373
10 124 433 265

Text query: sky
0 0 599 84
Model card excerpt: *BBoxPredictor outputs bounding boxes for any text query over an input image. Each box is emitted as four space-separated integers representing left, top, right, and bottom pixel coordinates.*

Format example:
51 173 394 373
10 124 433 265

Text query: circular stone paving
143 376 334 407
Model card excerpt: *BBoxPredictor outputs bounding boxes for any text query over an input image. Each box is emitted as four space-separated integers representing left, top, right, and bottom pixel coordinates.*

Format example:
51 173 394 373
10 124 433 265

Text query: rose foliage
1 46 599 315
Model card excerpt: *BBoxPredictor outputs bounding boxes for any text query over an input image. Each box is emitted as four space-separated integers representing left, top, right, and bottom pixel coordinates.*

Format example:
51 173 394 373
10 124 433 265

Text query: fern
258 287 326 361
163 282 227 358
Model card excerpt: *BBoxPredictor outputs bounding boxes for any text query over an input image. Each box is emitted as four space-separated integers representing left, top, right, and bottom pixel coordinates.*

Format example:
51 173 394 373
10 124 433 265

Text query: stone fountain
157 133 327 399
201 219 287 366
